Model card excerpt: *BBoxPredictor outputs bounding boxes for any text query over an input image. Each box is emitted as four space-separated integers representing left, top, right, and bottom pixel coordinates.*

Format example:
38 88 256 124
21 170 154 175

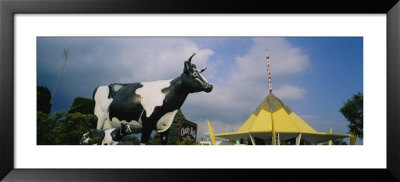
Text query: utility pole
50 48 69 105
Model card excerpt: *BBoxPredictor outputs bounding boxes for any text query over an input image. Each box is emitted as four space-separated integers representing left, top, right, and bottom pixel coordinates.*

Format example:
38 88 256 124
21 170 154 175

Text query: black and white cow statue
93 53 213 145
81 123 134 145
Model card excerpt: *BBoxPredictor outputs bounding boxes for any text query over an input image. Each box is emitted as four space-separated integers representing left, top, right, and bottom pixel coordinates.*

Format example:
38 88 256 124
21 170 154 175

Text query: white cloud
104 38 214 82
182 37 310 128
234 38 309 80
274 85 307 100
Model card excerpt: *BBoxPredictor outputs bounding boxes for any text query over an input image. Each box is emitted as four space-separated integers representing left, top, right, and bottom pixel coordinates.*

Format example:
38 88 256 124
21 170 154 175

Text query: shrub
118 135 141 145
68 97 95 115
37 86 51 113
37 111 56 145
37 110 98 145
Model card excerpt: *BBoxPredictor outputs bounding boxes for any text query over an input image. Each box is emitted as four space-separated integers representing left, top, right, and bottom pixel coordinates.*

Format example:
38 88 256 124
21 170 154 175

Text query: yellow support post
271 114 276 145
226 128 229 141
349 134 357 145
328 128 332 146
207 120 216 145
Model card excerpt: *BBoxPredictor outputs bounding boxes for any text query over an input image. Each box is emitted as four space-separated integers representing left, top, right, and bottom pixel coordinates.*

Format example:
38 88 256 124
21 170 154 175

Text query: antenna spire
266 49 272 93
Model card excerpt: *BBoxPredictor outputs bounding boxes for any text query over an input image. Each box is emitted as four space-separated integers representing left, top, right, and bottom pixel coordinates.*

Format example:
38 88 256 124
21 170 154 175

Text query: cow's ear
184 61 191 74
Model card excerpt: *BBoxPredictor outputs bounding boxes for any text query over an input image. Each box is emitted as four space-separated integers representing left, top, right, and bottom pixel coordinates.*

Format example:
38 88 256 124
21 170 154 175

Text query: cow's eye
193 72 198 77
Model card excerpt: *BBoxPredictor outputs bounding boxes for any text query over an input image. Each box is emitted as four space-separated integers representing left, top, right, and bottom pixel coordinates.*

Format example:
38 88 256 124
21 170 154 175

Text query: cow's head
120 123 133 136
80 132 90 145
182 53 213 93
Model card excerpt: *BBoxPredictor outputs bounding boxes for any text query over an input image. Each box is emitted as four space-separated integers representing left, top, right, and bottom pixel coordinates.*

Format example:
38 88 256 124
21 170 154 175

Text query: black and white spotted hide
93 53 213 145
81 123 134 145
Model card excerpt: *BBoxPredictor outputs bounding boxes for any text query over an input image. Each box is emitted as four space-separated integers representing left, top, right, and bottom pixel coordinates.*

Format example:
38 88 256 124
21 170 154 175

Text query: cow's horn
187 53 196 63
200 66 207 73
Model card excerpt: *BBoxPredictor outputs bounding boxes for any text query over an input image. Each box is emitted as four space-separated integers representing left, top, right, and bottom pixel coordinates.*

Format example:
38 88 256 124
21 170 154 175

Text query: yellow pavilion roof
237 92 317 133
211 92 353 144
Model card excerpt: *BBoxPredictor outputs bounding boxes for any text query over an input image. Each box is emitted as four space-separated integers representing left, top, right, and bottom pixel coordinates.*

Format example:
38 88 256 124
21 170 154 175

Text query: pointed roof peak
252 93 293 115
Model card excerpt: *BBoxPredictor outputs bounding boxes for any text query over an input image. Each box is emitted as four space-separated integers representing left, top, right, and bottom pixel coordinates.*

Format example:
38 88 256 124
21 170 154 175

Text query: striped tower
266 49 276 145
266 49 272 93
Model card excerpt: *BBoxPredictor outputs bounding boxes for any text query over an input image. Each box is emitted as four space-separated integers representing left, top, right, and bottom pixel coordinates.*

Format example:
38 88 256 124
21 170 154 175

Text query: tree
53 111 97 145
68 97 96 128
37 86 51 113
37 111 56 144
37 110 98 145
69 97 95 115
339 92 363 139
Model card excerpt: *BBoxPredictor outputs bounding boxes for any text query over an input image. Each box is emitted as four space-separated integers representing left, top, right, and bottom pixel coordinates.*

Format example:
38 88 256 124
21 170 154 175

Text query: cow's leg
93 86 113 129
159 129 170 145
94 102 107 129
103 118 113 130
96 113 107 129
140 116 153 144
140 128 152 145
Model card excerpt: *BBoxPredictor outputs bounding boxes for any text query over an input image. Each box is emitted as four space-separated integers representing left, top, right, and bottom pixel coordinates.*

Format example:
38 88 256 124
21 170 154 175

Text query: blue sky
37 37 363 144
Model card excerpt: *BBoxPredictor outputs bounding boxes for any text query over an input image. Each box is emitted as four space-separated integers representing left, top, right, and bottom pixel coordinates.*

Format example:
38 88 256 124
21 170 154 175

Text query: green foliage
178 138 198 145
37 110 98 145
69 97 95 115
68 97 96 129
54 111 97 145
119 135 141 145
37 86 51 113
37 112 56 144
339 92 363 139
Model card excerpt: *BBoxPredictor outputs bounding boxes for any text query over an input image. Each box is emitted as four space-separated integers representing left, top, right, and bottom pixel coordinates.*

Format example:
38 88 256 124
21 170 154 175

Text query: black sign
178 119 197 144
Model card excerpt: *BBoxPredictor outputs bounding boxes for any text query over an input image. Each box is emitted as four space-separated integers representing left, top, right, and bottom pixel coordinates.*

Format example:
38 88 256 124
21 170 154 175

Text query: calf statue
93 53 213 145
81 123 134 145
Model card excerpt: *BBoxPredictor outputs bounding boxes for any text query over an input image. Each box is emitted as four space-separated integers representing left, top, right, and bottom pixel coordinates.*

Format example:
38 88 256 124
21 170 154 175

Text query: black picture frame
1 0 399 181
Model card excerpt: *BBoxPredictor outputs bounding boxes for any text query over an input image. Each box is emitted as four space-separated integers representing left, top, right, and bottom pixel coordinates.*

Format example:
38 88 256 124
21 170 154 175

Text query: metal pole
296 133 302 145
50 49 69 104
249 134 256 145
